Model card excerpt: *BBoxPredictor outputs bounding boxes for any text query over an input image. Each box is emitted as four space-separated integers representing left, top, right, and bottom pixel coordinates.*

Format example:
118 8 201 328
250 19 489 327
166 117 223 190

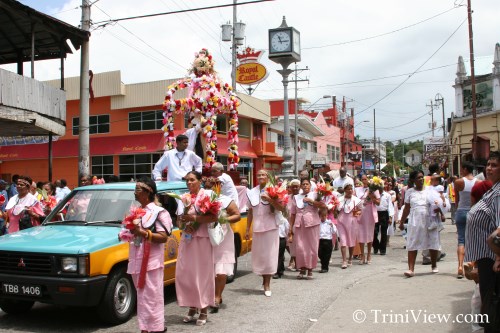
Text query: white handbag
275 211 287 226
208 222 225 246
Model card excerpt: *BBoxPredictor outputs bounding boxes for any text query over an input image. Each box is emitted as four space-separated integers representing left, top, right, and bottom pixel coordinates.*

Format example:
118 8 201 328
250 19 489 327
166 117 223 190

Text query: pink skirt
175 236 215 309
357 212 376 243
337 212 358 247
294 224 320 270
131 267 164 332
251 229 279 275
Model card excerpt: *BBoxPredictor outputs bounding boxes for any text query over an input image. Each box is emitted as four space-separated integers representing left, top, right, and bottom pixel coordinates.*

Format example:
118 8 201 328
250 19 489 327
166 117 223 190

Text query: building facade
449 43 500 174
0 71 274 187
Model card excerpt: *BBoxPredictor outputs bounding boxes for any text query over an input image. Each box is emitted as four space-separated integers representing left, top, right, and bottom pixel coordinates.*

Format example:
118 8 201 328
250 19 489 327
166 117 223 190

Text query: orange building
0 71 274 188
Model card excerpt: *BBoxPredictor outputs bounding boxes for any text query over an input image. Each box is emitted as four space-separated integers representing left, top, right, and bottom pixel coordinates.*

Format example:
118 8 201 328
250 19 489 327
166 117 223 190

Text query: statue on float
161 48 240 170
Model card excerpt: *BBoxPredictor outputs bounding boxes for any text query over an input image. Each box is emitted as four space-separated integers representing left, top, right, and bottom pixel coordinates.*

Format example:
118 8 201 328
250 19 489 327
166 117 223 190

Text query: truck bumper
0 273 107 307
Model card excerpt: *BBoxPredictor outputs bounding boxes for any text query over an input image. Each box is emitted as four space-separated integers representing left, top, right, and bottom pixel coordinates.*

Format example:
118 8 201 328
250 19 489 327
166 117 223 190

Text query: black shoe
319 269 328 273
379 252 386 255
439 253 446 261
422 260 431 265
272 274 280 279
374 250 379 254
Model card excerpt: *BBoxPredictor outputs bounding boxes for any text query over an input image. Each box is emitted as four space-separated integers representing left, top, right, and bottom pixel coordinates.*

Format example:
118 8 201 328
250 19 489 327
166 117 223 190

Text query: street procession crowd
1 135 499 333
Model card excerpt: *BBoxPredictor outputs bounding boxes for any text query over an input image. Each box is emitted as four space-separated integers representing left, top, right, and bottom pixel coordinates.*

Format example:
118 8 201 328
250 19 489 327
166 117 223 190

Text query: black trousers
276 237 287 276
318 239 333 271
477 258 500 332
373 211 389 254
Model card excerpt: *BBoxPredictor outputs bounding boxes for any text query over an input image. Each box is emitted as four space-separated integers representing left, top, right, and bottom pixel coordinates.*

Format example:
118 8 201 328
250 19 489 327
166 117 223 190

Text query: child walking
318 207 337 273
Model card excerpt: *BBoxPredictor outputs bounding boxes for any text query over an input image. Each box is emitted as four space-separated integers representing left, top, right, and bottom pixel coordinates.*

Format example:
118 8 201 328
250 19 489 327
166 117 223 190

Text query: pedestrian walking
318 207 336 273
355 175 380 264
336 183 362 269
373 181 394 256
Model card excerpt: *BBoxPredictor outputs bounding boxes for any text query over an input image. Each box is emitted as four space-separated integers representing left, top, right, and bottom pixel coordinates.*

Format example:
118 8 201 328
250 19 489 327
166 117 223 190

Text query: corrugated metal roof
0 0 88 65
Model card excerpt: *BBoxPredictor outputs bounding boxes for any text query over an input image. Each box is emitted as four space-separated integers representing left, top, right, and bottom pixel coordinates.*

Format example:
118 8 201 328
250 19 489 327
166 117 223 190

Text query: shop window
239 117 251 138
73 115 110 135
216 114 227 134
277 134 284 149
300 140 308 151
91 155 114 179
129 110 163 131
312 142 318 153
119 153 162 181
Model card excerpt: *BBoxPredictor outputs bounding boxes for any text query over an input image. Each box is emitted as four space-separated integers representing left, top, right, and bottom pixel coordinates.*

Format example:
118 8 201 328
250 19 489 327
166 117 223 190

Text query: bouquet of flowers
42 195 58 214
197 184 223 216
265 176 289 205
369 176 384 193
167 192 197 231
327 195 341 218
118 206 147 243
315 176 333 201
0 194 5 206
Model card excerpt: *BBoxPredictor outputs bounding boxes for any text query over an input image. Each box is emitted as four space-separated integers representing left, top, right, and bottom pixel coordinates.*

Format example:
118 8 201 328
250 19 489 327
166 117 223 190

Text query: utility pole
427 99 435 137
231 0 237 91
292 63 309 175
467 0 478 162
435 94 446 139
373 109 376 174
79 0 91 183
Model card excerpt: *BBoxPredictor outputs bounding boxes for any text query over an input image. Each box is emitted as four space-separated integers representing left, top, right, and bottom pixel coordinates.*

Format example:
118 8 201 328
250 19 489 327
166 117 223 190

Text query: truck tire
0 299 34 314
97 267 136 325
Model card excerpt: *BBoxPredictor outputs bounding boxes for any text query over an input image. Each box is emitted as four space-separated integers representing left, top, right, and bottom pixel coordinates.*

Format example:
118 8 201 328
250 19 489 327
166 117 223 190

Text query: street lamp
304 95 332 111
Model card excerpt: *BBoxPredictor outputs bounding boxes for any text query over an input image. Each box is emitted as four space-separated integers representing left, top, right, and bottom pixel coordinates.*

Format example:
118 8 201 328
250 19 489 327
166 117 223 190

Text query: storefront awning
0 133 259 161
0 133 166 161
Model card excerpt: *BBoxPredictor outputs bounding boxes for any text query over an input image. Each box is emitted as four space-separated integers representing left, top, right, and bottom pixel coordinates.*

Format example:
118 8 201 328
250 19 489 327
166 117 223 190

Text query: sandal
341 261 347 269
404 270 414 278
366 254 372 265
347 260 353 267
457 267 464 279
358 255 365 265
196 313 207 326
183 308 198 323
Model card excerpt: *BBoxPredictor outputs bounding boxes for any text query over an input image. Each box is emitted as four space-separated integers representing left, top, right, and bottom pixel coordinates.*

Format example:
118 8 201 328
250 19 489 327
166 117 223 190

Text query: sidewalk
307 219 479 333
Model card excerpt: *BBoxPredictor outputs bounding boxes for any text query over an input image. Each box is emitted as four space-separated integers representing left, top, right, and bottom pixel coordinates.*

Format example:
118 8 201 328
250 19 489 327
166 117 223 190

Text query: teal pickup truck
0 181 251 324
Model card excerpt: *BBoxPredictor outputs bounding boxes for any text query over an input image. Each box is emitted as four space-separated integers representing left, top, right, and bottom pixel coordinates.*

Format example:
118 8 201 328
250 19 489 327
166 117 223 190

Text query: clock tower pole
269 16 301 179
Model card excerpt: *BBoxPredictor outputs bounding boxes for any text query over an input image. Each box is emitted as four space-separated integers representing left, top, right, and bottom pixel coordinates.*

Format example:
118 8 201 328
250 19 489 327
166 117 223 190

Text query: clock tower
268 16 301 178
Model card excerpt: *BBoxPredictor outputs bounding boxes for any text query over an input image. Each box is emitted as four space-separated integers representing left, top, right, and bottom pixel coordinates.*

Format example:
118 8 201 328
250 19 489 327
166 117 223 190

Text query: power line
93 0 275 26
302 6 459 50
354 17 467 117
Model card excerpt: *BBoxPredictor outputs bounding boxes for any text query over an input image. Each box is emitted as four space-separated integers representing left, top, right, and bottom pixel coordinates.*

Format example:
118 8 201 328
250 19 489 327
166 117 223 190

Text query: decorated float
161 48 240 171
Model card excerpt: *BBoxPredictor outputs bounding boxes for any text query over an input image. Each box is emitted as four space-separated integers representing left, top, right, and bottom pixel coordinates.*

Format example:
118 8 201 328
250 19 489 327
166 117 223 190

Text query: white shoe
264 290 272 297
432 267 439 273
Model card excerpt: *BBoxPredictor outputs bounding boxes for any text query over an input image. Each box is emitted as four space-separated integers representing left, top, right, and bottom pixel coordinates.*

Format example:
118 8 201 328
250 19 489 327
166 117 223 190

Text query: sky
5 0 500 144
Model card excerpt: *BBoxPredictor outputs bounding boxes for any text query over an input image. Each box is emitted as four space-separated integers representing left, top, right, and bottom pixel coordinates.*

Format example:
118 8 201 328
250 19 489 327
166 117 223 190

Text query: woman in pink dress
176 171 219 326
289 178 326 279
212 191 241 313
245 170 285 297
337 183 363 268
127 178 171 333
355 175 380 264
4 175 44 233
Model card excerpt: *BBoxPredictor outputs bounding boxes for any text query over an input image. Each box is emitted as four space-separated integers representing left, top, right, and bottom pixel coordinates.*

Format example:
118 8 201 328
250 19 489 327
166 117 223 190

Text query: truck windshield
44 190 136 224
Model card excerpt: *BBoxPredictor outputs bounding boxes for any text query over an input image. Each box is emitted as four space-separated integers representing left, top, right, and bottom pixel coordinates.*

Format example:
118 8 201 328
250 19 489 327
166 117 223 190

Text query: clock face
270 31 291 53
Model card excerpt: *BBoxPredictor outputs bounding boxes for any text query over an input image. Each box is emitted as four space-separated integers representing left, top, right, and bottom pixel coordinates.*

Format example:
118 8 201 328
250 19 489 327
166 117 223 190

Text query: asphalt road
0 217 477 333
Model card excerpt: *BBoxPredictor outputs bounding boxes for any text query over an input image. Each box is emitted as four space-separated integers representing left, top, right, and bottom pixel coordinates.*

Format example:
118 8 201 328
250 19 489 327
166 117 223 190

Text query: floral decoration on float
161 48 241 169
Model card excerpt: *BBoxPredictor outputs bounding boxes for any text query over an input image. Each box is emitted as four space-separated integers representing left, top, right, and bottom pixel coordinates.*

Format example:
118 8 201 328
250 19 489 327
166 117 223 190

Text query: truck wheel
97 267 136 325
0 299 34 314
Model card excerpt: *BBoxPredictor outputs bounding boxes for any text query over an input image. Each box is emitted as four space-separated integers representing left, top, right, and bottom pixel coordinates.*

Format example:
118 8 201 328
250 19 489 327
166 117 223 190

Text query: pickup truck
0 181 251 324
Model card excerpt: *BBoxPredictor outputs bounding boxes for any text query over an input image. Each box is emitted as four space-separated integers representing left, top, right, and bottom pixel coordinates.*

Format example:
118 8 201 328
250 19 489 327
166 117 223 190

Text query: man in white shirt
210 162 239 208
332 167 354 194
374 181 394 255
152 134 203 181
55 179 71 201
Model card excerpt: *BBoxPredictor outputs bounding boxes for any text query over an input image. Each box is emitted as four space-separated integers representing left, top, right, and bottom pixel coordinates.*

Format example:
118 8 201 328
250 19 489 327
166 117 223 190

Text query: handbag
275 211 287 227
481 272 500 330
208 222 224 246
19 210 33 230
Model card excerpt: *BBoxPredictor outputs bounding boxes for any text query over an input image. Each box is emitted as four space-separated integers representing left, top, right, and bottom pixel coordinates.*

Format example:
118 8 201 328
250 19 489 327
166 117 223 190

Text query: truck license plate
1 283 42 297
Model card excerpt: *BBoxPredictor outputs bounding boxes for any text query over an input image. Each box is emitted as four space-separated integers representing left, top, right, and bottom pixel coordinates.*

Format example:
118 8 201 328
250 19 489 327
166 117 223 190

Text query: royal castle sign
236 47 269 86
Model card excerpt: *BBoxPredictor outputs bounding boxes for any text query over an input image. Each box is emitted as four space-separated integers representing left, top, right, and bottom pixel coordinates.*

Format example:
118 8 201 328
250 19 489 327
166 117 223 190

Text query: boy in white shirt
274 219 290 279
318 207 337 273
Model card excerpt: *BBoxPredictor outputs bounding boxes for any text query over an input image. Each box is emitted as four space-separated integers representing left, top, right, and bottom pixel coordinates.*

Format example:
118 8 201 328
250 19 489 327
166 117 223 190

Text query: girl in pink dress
4 176 44 233
245 170 285 297
337 183 363 268
355 175 380 264
127 179 171 333
289 178 326 279
175 171 219 326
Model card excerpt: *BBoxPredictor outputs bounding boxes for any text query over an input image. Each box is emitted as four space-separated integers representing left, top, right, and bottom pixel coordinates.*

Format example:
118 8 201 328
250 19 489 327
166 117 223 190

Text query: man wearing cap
332 167 354 194
152 134 203 181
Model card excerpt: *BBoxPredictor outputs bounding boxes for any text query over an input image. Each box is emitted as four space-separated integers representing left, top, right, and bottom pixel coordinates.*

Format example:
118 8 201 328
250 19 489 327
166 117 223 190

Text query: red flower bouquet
118 206 146 242
315 176 333 201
